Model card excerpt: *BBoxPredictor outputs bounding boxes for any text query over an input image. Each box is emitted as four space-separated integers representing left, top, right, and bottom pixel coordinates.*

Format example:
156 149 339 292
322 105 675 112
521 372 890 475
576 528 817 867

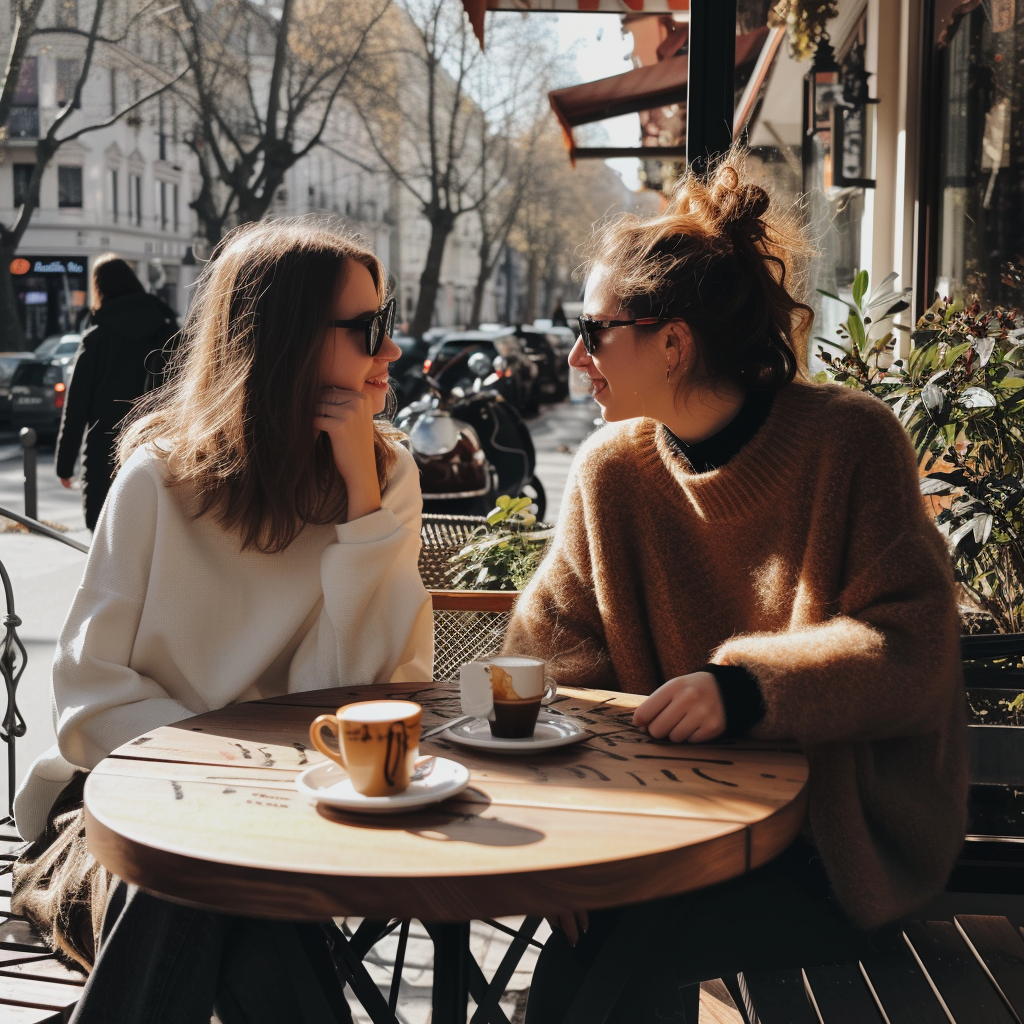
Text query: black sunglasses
577 314 674 355
331 296 397 356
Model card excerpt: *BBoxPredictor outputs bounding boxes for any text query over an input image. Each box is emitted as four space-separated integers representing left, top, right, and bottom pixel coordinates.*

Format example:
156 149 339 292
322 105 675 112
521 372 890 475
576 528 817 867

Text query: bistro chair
419 513 519 681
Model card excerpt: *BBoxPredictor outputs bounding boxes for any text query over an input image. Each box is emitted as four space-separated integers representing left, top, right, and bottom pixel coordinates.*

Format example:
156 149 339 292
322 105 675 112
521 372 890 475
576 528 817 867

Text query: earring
666 356 672 384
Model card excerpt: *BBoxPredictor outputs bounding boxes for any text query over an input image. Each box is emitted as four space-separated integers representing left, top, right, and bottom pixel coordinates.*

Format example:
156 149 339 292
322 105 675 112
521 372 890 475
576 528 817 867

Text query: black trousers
69 883 353 1024
525 839 898 1024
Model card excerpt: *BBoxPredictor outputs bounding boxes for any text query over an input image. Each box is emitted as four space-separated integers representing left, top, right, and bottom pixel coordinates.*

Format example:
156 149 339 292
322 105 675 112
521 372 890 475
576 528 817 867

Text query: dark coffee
489 698 542 738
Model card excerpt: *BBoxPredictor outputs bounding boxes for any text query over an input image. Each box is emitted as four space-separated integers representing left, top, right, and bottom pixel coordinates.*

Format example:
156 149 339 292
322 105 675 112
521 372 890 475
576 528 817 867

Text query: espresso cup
459 656 556 739
309 700 433 797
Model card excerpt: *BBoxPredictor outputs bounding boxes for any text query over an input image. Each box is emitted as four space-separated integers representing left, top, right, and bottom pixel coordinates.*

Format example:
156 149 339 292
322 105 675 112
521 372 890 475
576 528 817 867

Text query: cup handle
541 675 558 704
309 714 347 768
412 754 436 781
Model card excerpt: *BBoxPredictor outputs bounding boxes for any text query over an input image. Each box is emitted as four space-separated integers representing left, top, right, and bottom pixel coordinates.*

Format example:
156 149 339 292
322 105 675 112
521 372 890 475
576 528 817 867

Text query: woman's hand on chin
633 672 726 743
315 386 382 520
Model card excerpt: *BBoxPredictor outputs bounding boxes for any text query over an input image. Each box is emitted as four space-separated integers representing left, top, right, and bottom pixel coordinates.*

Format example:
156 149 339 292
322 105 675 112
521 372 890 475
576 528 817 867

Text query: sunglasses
576 314 674 355
331 296 397 357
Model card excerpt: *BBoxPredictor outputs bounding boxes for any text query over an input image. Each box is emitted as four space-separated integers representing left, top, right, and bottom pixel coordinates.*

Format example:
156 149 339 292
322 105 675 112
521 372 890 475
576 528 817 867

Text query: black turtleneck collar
663 388 776 474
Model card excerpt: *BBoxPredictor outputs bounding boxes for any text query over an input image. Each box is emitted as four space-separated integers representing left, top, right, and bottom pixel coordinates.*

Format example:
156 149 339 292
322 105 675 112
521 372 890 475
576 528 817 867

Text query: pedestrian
54 254 177 530
505 157 967 1022
13 219 431 1023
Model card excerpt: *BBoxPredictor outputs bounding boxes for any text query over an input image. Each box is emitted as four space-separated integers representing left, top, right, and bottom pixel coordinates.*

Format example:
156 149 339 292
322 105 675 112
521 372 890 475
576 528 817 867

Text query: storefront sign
27 258 85 275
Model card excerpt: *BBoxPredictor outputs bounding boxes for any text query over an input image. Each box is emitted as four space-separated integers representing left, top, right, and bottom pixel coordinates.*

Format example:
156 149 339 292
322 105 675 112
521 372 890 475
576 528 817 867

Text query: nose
379 332 402 362
568 336 591 369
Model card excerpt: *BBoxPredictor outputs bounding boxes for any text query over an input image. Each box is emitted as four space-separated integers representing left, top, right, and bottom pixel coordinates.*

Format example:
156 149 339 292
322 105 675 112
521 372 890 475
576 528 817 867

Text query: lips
365 373 390 389
588 375 607 396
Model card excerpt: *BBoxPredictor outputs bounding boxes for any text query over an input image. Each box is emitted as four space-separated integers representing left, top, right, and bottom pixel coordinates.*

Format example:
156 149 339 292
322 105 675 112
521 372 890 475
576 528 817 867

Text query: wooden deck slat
0 975 85 1010
903 920 1016 1023
0 920 48 954
954 915 1024 1019
803 963 884 1023
858 940 950 1024
0 958 87 985
737 969 818 1024
0 1005 63 1023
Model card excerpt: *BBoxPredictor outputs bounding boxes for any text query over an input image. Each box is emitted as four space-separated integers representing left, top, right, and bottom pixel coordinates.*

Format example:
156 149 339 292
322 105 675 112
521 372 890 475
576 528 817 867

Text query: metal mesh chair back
419 513 518 681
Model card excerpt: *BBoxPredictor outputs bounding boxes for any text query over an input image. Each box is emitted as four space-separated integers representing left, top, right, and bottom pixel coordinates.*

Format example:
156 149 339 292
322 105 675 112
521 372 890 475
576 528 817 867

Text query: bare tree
510 129 631 322
173 0 390 247
353 0 500 339
0 0 186 348
465 17 557 327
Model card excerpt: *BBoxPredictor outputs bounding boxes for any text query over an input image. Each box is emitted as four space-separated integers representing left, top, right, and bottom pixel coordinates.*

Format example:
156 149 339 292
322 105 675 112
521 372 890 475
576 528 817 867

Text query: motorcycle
394 350 546 519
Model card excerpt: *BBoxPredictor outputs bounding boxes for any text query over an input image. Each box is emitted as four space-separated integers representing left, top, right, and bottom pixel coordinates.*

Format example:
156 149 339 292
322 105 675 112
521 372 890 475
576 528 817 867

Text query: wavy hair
117 219 402 553
583 152 815 390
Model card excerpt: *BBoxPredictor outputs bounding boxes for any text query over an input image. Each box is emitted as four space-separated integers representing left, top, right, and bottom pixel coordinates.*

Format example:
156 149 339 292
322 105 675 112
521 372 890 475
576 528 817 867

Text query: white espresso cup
459 656 556 738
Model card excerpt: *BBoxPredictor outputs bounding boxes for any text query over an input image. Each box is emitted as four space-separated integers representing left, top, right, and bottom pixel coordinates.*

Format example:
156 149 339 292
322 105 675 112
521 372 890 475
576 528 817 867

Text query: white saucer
443 712 588 753
296 758 470 814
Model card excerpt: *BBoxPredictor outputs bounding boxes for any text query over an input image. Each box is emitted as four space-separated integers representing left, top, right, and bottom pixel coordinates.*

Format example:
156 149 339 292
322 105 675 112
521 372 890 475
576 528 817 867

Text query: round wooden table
85 681 808 922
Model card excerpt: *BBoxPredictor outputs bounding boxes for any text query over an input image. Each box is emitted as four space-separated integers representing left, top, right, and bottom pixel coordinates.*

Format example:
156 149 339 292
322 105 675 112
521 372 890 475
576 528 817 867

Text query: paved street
0 398 601 821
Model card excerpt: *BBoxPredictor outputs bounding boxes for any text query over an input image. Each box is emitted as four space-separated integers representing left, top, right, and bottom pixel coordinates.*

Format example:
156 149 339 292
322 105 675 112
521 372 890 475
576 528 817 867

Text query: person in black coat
56 255 177 530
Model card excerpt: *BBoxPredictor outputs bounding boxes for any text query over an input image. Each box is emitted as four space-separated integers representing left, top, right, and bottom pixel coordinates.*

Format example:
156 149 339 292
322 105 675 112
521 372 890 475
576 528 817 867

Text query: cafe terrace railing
0 504 89 825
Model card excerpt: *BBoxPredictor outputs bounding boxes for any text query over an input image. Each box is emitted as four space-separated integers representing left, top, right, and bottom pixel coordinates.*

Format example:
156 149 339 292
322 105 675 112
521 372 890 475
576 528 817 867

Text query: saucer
444 712 588 753
296 758 470 814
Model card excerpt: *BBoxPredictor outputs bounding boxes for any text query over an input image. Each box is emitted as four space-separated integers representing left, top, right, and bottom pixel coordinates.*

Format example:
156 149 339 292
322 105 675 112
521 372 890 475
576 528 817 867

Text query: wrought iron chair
419 513 519 681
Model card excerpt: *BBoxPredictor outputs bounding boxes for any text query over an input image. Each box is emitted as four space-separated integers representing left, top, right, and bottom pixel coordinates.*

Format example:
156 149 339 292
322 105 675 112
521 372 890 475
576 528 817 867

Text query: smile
365 373 390 389
588 374 607 396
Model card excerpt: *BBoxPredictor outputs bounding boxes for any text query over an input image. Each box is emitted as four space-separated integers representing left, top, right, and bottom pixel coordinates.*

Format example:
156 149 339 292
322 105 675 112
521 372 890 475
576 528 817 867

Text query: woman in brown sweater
506 160 967 1023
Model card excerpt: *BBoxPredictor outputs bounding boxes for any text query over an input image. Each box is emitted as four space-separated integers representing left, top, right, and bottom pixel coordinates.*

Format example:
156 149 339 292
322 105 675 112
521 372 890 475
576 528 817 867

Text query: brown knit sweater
505 380 967 929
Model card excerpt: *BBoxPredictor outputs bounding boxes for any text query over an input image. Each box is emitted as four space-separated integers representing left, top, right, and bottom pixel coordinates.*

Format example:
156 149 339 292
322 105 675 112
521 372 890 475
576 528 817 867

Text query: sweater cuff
702 663 765 739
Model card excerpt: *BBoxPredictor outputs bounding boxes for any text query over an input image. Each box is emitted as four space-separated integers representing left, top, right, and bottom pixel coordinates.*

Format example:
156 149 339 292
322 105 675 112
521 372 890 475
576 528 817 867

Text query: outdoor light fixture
803 35 877 192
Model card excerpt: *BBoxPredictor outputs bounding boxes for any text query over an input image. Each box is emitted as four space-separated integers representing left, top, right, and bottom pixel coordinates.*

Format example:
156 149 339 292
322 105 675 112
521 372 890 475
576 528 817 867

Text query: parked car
10 359 69 442
0 352 36 424
422 329 538 412
34 332 80 361
48 334 83 366
516 328 569 403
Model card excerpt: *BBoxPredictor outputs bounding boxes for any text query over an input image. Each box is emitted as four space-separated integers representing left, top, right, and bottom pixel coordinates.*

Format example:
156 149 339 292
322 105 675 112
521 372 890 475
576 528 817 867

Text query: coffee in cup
309 700 433 797
459 657 556 738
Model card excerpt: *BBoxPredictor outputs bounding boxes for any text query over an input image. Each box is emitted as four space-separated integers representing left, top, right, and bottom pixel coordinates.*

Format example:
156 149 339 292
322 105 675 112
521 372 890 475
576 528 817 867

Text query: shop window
158 180 168 230
13 165 35 207
55 0 78 28
934 5 1024 306
58 166 83 208
56 58 81 108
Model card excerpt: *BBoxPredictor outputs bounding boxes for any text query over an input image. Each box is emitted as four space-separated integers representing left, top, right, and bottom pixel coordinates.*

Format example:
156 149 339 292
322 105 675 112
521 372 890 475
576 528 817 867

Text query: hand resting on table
632 671 726 744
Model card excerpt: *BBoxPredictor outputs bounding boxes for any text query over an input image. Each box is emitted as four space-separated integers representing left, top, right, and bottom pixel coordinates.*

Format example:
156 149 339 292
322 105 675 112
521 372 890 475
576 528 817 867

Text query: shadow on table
316 789 545 847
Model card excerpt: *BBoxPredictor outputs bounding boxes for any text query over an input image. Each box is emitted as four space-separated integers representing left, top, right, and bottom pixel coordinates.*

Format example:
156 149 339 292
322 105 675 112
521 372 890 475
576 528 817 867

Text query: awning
548 26 769 159
460 0 690 49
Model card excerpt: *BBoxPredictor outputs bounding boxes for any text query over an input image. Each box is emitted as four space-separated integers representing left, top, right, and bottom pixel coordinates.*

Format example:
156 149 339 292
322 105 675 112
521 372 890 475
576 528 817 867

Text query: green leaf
848 312 867 353
852 269 869 308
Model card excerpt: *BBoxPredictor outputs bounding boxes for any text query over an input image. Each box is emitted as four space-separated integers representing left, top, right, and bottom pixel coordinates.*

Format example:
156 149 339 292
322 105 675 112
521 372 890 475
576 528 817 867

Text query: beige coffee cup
459 656 556 738
309 700 433 797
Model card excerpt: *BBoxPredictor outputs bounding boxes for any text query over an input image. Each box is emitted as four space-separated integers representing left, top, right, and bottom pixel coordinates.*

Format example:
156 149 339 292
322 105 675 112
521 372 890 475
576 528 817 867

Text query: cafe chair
419 513 519 682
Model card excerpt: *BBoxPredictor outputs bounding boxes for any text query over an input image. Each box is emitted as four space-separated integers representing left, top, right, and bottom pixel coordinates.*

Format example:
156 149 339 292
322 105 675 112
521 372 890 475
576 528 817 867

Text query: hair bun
711 167 770 241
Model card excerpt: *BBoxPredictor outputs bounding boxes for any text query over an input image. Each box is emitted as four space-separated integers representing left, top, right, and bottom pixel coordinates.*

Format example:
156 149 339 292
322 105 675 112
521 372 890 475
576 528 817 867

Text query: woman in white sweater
12 220 432 1023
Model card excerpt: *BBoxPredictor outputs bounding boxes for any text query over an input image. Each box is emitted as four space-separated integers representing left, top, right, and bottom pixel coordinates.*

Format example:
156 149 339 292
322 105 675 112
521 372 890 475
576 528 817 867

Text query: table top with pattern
84 682 809 921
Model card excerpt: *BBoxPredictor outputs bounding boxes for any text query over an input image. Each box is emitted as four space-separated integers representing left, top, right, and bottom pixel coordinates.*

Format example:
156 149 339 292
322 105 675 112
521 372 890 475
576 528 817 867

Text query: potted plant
815 267 1024 825
449 495 555 592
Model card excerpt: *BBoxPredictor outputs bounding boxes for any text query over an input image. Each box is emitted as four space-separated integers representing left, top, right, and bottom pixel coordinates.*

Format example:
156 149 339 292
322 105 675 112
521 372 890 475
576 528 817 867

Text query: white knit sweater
15 442 433 841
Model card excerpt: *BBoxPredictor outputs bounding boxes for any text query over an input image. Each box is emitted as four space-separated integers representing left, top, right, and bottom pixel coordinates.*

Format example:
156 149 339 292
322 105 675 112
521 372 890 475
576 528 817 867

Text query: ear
664 320 693 373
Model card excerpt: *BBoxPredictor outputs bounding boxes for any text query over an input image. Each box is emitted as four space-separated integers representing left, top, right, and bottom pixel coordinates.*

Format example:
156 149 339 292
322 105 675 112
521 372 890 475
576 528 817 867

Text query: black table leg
428 921 472 1024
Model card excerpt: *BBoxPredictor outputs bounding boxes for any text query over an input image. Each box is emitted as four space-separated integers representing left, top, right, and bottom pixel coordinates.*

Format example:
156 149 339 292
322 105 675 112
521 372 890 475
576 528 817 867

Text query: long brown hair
583 153 814 390
118 219 402 553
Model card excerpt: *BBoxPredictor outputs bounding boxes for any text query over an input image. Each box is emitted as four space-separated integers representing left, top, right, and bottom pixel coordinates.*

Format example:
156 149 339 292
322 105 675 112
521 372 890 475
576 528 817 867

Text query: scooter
394 351 546 519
